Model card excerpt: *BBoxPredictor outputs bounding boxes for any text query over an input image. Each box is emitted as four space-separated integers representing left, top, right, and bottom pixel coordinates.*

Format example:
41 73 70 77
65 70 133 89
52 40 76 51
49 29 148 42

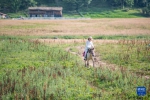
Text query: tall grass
91 66 150 100
0 66 96 100
0 37 150 99
96 39 150 71
0 38 78 69
1 35 149 40
0 37 95 99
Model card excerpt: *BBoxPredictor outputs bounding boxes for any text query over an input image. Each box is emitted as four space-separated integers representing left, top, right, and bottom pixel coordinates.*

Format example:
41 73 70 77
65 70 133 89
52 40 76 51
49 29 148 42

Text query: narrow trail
66 45 118 71
37 39 150 79
66 45 150 79
37 38 119 70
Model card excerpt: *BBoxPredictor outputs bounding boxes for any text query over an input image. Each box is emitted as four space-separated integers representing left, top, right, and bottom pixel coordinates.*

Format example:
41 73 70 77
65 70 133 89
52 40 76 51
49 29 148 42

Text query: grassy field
95 40 150 75
0 19 150 99
0 18 150 37
64 8 144 18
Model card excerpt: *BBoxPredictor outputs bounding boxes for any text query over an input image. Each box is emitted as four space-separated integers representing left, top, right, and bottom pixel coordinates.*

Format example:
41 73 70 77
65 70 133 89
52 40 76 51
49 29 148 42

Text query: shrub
142 7 150 16
122 8 130 12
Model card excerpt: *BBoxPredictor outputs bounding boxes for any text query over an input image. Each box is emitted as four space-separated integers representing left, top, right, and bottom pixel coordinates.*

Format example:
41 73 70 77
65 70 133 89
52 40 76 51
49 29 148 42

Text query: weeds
0 37 150 99
96 39 150 70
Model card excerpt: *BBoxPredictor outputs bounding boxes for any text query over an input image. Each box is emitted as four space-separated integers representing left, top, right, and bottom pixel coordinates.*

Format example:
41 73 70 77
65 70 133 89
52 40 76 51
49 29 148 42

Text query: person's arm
85 41 88 50
91 41 94 49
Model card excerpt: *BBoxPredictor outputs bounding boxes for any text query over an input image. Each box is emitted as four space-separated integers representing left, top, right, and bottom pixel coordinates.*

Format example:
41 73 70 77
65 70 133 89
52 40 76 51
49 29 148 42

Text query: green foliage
81 8 144 18
91 67 150 99
96 39 150 70
94 35 150 39
142 7 150 16
0 37 150 99
0 0 37 13
0 66 94 99
109 0 134 9
7 11 28 18
0 37 78 69
37 35 150 39
0 0 149 18
60 0 93 17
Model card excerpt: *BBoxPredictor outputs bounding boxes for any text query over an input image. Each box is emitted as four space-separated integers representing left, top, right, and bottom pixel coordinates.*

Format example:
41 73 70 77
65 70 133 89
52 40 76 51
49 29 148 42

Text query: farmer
84 36 95 60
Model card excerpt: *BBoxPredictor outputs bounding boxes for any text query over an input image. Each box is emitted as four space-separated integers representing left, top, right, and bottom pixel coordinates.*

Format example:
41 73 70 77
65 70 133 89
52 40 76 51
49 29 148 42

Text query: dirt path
66 45 118 71
37 39 149 79
35 38 119 71
66 45 150 80
37 38 119 70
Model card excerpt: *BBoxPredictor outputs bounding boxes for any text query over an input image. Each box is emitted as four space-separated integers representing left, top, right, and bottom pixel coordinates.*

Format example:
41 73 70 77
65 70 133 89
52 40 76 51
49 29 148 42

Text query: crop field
0 18 150 99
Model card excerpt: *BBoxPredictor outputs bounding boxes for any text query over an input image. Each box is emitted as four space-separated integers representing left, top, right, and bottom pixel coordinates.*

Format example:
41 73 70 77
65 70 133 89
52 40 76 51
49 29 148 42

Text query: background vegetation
0 0 150 18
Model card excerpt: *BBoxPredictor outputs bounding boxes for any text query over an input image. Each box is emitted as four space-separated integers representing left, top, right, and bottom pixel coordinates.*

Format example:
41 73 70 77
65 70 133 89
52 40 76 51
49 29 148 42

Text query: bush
122 8 130 12
7 11 27 18
142 7 150 16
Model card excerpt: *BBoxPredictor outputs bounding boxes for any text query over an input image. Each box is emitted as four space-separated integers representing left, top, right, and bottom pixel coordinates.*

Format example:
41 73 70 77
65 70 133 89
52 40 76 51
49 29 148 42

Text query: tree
109 0 134 9
11 0 22 12
63 0 92 11
143 0 150 7
20 0 37 10
125 0 134 8
142 0 150 16
0 0 37 13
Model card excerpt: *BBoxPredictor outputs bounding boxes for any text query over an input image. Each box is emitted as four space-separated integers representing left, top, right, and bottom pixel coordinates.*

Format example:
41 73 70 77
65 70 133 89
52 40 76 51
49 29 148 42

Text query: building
28 7 63 17
0 12 7 19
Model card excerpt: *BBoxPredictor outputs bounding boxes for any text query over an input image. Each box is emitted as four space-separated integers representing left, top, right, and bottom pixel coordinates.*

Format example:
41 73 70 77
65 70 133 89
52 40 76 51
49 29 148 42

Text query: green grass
1 35 150 40
0 36 150 99
64 8 144 18
7 11 28 18
0 38 78 69
94 35 150 40
95 39 150 70
1 66 96 100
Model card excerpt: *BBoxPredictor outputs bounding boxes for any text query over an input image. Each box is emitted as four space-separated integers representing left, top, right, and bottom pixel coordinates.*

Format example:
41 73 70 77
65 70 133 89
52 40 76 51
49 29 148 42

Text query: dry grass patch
0 18 150 36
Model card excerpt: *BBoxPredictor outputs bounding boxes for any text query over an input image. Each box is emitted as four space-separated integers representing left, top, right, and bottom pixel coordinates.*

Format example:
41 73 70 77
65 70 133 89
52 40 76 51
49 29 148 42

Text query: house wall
29 10 62 17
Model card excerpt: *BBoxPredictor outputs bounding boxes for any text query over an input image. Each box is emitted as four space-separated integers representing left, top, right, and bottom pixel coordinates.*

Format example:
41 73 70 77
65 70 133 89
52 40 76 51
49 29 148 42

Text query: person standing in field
84 36 95 60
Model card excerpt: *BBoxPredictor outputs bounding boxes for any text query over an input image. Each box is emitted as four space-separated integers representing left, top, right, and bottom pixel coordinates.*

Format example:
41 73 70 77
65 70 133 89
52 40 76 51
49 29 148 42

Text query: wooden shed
28 7 63 17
